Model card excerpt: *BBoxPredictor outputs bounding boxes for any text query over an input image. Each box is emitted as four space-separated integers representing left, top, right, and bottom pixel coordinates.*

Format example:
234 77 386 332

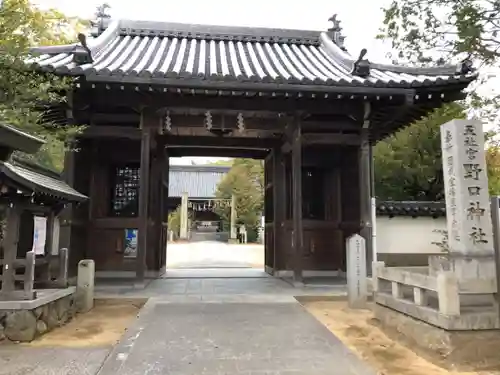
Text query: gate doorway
165 161 265 271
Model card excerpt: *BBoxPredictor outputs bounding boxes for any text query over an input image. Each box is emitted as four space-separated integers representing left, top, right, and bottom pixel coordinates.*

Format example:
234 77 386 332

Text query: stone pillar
180 192 189 240
439 119 497 299
230 194 237 240
346 234 368 308
76 259 95 313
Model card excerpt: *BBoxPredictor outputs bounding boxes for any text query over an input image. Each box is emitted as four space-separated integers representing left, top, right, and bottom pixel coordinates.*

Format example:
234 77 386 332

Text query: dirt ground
27 299 146 348
302 300 500 375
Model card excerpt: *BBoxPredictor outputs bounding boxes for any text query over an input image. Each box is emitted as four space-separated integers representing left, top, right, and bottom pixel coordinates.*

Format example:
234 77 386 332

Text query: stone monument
438 119 497 284
346 234 368 308
371 119 500 368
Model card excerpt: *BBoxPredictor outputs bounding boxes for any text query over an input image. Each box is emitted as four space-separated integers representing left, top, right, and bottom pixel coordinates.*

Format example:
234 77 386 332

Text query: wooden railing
0 248 68 301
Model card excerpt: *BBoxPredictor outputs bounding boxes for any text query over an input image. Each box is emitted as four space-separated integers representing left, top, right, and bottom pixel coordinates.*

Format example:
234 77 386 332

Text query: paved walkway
1 243 375 375
97 297 375 375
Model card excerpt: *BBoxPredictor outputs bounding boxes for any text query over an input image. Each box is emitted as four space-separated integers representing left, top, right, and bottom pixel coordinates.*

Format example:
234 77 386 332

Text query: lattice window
110 164 140 217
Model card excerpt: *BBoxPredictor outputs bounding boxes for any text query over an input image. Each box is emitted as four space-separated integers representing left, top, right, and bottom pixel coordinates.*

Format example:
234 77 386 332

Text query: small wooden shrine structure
0 124 87 300
29 16 476 282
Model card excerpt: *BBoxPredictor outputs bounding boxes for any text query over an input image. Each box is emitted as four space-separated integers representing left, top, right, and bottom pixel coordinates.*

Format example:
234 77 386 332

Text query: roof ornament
204 111 213 131
327 14 347 51
458 55 474 75
351 48 370 78
163 111 172 132
237 113 245 133
74 33 93 65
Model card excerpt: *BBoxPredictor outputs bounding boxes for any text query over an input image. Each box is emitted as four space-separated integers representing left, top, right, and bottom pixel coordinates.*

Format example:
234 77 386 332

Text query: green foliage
374 102 500 200
167 205 193 238
374 103 465 200
378 0 500 128
214 159 264 237
378 0 500 64
0 0 87 171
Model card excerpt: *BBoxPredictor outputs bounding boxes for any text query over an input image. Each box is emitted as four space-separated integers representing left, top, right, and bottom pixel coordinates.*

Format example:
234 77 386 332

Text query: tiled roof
168 165 230 198
29 19 476 92
376 201 446 218
0 161 88 202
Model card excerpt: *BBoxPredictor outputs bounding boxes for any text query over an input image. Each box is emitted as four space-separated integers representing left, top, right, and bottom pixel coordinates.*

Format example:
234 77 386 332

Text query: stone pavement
97 297 376 375
0 346 110 375
0 241 372 375
95 268 348 300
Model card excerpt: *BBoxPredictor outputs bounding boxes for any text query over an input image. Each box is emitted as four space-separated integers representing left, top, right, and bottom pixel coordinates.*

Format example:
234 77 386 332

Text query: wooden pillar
136 109 155 282
45 211 55 255
291 117 303 284
359 102 373 275
146 134 165 275
273 147 286 275
161 148 169 270
0 206 20 295
59 143 75 252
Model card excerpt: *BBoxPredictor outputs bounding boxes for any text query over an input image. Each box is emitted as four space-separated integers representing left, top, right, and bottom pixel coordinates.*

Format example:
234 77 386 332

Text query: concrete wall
376 216 446 267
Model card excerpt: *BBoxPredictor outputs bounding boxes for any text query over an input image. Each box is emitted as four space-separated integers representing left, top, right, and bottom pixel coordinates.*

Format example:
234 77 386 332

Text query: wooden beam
163 135 279 149
85 112 361 131
136 110 154 282
302 133 361 146
167 148 269 159
80 126 141 140
291 117 303 284
85 90 366 116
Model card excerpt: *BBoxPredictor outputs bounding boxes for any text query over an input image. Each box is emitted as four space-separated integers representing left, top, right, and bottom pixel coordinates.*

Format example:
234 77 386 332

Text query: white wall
376 216 446 255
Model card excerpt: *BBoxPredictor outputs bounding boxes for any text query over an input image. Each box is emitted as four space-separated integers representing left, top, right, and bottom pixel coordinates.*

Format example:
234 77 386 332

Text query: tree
214 159 264 241
374 102 500 200
0 0 87 171
379 0 500 64
378 0 500 129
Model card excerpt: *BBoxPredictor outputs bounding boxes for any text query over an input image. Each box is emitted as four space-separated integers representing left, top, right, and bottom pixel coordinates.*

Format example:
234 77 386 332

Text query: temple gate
29 15 476 283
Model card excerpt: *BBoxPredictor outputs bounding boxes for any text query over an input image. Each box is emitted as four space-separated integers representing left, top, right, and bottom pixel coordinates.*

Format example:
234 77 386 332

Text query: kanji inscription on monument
441 119 494 255
346 234 367 308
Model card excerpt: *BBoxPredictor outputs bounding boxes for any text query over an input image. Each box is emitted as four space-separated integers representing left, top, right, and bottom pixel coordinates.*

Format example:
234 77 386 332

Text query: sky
33 0 395 164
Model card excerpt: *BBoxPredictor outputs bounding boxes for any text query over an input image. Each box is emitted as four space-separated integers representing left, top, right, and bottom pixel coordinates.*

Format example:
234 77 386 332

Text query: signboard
32 216 47 255
124 229 138 258
346 234 367 308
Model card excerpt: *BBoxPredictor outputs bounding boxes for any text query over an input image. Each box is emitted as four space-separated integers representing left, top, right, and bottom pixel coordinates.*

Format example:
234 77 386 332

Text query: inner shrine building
30 16 476 282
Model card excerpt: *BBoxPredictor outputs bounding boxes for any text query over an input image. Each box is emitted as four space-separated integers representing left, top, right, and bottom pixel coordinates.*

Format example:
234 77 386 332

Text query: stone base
373 303 500 371
0 288 76 343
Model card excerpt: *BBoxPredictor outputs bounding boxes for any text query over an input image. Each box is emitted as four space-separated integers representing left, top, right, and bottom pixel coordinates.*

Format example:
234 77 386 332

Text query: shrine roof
0 123 45 158
0 124 87 203
28 18 476 94
168 164 230 198
0 159 88 203
376 201 446 218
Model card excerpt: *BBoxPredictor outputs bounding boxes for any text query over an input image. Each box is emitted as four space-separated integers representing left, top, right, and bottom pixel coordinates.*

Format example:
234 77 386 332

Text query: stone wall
0 293 76 342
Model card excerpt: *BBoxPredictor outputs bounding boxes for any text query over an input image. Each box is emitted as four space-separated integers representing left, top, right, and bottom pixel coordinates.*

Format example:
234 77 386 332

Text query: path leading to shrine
96 296 376 375
166 241 265 269
0 241 375 375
